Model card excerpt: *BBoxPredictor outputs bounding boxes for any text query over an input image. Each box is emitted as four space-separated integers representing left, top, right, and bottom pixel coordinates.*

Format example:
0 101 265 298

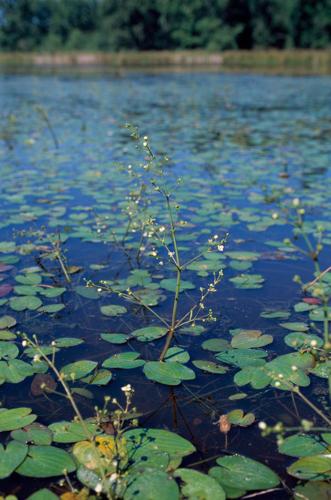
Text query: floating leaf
193 360 227 374
0 441 28 479
75 286 100 299
280 322 308 332
60 360 97 381
202 338 229 352
0 315 16 329
284 332 323 349
102 352 145 369
160 279 195 293
11 423 53 445
17 445 76 477
260 310 290 319
279 434 327 457
0 407 37 432
174 468 225 500
131 326 168 342
231 329 273 349
49 421 98 443
10 295 42 311
100 304 127 316
124 470 179 500
164 347 190 363
209 454 280 491
230 274 264 289
101 333 128 344
143 361 195 385
216 348 268 368
287 455 331 480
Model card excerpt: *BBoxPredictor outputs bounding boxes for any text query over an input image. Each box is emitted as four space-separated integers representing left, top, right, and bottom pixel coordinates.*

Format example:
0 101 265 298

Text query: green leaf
280 322 308 332
230 274 265 289
202 338 230 352
209 454 280 491
231 330 273 349
216 348 267 368
164 347 190 363
294 481 331 500
260 310 290 319
131 326 168 342
60 360 97 380
227 409 255 427
174 468 225 500
102 352 145 369
15 274 41 285
10 296 42 311
0 315 16 329
100 304 127 316
0 341 19 359
40 304 65 314
279 434 327 457
16 445 76 477
287 455 331 480
82 369 112 386
124 470 179 500
49 421 98 443
101 333 128 344
75 286 100 299
159 278 195 293
11 423 53 445
143 361 195 385
124 428 196 461
0 440 28 479
193 360 228 374
27 489 59 500
39 287 66 298
0 407 37 432
284 332 323 349
55 337 84 348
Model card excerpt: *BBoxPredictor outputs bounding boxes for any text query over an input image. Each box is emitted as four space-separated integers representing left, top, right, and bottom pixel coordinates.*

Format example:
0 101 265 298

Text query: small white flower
272 212 279 220
22 340 28 347
33 354 41 363
310 340 318 347
291 365 298 372
217 244 224 252
274 381 281 387
292 198 300 207
258 421 267 430
95 483 103 493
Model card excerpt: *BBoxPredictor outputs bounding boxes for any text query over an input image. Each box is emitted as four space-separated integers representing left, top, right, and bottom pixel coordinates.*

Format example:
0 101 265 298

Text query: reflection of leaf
100 304 127 316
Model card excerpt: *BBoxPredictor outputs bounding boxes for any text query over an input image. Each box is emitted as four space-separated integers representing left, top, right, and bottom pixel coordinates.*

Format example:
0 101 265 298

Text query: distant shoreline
1 49 331 74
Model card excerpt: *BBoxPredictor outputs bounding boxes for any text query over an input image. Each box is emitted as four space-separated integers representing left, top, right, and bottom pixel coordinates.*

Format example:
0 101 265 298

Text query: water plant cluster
0 73 330 499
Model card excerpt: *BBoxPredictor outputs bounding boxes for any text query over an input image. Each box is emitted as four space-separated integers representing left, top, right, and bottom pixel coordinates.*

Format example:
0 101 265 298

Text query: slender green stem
292 387 331 426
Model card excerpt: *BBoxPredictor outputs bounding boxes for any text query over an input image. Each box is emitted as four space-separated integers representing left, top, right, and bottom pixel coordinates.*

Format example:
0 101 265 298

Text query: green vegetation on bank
0 0 331 52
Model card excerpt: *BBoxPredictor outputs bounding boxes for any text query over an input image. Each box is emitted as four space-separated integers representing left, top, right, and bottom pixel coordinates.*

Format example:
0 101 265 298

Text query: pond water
0 70 330 499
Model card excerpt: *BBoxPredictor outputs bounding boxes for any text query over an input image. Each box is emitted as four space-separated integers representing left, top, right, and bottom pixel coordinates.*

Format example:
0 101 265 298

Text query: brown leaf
218 414 231 434
101 421 115 435
31 373 57 396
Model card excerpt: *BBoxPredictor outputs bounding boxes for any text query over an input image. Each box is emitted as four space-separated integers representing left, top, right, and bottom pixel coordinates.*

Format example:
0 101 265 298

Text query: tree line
0 0 330 51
